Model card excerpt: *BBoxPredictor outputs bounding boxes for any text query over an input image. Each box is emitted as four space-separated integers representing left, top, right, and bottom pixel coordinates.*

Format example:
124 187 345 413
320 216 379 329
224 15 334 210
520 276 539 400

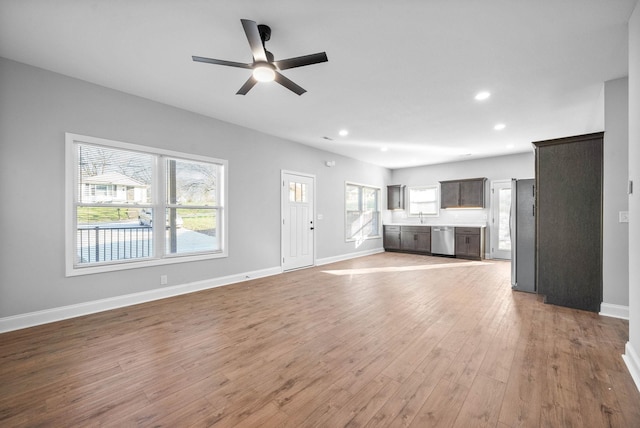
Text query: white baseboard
599 302 630 320
623 342 640 393
0 266 282 334
316 248 385 266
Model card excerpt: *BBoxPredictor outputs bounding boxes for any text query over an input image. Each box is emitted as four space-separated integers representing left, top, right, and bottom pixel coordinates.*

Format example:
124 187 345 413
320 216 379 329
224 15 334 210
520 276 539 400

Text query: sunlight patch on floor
322 260 492 276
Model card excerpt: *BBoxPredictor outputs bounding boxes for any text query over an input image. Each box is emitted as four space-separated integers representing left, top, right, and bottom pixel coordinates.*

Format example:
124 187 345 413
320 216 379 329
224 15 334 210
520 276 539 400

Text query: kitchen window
345 182 381 241
65 133 227 276
408 185 439 216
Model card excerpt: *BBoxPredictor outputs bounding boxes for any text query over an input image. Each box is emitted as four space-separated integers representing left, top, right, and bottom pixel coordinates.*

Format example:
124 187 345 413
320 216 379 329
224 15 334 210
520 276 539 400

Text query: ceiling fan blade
273 52 328 70
274 71 306 96
241 19 267 62
236 76 258 95
192 56 252 69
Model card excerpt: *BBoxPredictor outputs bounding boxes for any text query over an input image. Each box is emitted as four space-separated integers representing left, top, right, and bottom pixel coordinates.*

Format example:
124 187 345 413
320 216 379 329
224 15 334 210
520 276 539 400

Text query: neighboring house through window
82 172 147 203
66 133 228 276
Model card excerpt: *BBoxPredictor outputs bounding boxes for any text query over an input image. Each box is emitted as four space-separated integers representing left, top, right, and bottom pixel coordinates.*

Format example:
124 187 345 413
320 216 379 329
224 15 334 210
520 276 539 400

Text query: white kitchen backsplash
385 208 488 226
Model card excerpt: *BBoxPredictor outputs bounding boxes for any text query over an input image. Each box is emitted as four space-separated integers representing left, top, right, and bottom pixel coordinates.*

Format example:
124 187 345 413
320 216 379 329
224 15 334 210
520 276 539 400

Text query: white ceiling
0 0 635 169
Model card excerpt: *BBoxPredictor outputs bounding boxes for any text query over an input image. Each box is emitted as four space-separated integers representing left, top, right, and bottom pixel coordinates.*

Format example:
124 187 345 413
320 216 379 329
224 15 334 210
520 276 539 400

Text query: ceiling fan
192 19 328 96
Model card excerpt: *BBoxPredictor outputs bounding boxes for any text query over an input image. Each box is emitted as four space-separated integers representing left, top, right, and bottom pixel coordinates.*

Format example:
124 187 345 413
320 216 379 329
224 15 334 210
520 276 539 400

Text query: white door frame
490 179 512 260
281 170 316 271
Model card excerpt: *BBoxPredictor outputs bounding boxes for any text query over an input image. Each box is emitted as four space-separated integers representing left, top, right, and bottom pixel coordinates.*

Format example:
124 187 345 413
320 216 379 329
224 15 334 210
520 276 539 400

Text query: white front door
490 180 512 259
282 171 315 271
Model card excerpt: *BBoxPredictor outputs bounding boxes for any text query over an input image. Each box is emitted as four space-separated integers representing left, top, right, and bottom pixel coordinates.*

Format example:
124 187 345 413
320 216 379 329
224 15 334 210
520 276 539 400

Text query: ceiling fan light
253 65 275 82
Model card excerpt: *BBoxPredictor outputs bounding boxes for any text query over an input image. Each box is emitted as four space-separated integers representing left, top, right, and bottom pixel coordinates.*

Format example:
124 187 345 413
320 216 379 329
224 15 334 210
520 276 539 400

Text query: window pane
166 158 218 206
289 182 296 202
295 183 302 202
78 144 152 204
409 186 438 215
76 207 153 264
165 208 219 254
288 181 308 203
345 184 380 240
345 185 360 211
498 188 512 251
364 187 377 210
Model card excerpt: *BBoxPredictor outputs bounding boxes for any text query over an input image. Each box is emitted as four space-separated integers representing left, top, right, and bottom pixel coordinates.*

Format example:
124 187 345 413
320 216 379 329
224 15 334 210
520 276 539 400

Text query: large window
66 133 227 276
408 185 439 216
345 182 381 241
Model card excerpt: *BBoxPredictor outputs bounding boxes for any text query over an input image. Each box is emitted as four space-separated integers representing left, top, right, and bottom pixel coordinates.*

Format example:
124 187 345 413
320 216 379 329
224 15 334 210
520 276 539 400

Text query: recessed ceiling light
494 123 506 130
381 147 388 152
338 129 349 137
475 91 491 101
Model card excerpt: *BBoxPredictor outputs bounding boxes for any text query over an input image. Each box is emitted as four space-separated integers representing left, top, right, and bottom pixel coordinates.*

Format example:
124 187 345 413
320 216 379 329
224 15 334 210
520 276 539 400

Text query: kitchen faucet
419 211 424 224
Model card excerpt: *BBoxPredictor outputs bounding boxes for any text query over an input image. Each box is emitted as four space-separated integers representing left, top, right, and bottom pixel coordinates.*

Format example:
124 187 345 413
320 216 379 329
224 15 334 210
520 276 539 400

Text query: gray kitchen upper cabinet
440 178 487 208
387 185 405 210
440 181 460 208
534 132 603 313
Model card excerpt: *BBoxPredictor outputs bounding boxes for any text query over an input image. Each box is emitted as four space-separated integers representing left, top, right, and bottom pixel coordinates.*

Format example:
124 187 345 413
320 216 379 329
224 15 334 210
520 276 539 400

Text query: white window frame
407 185 440 217
345 181 382 242
65 133 228 276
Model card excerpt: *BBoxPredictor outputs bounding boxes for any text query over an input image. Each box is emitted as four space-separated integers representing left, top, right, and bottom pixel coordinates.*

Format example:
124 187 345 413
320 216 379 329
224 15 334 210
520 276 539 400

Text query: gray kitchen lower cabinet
454 227 485 260
383 226 401 250
400 226 431 253
384 225 430 253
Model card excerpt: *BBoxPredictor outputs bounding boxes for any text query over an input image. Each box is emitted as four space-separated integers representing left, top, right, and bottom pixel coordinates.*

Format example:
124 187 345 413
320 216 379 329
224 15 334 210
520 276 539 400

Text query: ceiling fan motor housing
257 24 271 42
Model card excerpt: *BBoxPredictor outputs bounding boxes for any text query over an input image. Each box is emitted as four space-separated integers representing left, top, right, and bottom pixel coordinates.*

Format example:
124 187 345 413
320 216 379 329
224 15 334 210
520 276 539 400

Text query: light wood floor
1 253 639 427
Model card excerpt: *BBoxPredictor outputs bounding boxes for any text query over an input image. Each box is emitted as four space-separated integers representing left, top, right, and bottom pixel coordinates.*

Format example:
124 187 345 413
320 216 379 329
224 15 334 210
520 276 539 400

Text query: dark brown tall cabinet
533 132 603 312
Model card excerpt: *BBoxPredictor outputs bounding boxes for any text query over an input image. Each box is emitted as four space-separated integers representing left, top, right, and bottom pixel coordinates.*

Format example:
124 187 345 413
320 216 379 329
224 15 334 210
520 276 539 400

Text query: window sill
345 235 382 243
65 251 227 277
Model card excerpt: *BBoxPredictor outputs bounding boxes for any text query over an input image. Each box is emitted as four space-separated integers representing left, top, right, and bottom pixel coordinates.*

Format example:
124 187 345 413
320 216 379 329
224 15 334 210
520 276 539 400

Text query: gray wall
0 57 390 318
603 77 630 307
628 1 640 371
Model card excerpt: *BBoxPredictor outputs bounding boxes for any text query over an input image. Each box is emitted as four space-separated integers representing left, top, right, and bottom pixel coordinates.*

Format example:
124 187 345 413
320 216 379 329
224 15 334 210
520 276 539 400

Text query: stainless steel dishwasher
431 226 455 256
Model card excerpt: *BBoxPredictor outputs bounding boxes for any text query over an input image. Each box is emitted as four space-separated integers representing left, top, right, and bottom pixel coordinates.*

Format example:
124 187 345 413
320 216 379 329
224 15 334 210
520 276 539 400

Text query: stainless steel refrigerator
510 178 536 293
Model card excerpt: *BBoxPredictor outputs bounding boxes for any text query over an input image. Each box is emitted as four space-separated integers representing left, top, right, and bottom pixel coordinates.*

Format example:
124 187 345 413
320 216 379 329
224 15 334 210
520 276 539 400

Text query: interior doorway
281 171 315 271
490 180 512 259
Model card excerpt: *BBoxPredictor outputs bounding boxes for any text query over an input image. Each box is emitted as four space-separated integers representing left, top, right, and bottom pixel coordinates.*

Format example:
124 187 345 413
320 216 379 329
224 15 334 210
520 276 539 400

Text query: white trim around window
65 133 228 276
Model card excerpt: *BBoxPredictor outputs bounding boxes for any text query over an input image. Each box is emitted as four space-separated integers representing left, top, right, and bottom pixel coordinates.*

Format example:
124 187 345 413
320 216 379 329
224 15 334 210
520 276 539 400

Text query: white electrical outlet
619 211 629 223
160 275 168 285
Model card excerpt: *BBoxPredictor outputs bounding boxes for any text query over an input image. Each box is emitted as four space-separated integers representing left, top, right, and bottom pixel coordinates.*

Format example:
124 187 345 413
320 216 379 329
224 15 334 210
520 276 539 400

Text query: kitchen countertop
384 223 487 228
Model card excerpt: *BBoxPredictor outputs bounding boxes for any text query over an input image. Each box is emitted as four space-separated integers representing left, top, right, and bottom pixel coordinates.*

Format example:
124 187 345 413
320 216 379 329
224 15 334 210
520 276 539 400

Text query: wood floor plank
313 374 400 428
409 378 470 427
497 304 548 427
1 253 639 427
451 373 507 428
371 347 456 427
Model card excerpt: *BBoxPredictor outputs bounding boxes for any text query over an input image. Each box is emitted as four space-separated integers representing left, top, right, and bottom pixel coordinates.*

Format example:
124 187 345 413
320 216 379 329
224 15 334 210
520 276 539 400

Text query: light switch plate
619 211 629 223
